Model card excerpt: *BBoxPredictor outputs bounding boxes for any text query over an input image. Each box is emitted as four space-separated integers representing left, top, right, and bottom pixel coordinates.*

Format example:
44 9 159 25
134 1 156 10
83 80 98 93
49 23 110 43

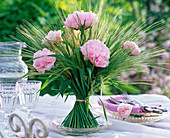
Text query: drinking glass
0 82 18 136
17 80 42 122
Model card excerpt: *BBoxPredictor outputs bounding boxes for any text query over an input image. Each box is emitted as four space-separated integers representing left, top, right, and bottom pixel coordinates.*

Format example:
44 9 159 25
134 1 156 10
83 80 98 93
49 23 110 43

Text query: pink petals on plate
117 103 133 119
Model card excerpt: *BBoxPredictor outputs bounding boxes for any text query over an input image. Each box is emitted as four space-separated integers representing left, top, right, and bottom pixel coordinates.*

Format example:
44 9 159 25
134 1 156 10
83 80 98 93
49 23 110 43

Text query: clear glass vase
0 41 28 83
50 116 111 136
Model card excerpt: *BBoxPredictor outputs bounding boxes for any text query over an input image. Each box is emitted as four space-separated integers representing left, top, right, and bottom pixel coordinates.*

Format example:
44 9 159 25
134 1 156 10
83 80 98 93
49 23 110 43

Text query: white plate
91 107 169 124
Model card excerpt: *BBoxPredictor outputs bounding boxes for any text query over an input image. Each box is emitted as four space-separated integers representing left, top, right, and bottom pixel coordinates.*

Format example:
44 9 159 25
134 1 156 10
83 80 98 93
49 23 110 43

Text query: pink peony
147 43 156 48
117 103 132 119
122 41 141 56
152 32 158 37
165 63 170 68
167 24 170 29
42 30 63 45
164 76 170 82
151 87 163 94
158 78 164 85
81 40 110 68
33 48 56 74
152 83 158 89
161 29 165 33
162 40 170 48
64 10 98 30
162 52 169 60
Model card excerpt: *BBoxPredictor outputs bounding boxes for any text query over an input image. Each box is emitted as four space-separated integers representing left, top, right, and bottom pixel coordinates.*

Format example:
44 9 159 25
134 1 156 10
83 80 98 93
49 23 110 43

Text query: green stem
61 100 98 128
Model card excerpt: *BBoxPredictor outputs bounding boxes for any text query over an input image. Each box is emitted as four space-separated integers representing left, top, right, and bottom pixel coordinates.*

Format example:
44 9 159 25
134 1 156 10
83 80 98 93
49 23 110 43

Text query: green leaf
94 115 100 120
18 69 36 80
105 34 113 46
25 56 43 62
98 97 107 121
60 80 71 97
40 75 53 91
86 68 91 77
137 66 151 78
80 21 86 45
39 71 65 92
88 25 92 40
109 80 126 94
64 94 69 102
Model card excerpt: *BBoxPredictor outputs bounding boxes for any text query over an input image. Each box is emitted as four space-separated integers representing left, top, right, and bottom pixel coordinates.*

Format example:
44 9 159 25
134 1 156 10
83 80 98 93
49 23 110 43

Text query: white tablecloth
2 94 170 138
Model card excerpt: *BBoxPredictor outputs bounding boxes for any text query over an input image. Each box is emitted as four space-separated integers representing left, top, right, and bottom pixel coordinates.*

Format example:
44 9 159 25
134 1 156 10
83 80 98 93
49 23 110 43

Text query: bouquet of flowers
14 2 164 129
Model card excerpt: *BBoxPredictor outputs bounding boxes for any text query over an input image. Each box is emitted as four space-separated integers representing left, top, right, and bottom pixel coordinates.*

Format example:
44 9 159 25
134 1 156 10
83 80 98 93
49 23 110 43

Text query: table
2 94 170 138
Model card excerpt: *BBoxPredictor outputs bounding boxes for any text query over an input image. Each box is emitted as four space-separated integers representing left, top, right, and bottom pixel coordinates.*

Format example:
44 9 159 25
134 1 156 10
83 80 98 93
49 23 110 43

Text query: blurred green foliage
0 0 169 96
1 0 169 41
0 0 55 41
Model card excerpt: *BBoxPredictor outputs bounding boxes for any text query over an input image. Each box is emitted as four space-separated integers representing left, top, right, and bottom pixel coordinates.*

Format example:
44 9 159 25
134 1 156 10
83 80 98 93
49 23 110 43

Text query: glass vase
50 96 111 135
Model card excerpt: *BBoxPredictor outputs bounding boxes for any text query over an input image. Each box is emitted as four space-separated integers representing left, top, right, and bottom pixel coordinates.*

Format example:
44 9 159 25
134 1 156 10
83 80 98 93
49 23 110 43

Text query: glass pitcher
0 41 28 83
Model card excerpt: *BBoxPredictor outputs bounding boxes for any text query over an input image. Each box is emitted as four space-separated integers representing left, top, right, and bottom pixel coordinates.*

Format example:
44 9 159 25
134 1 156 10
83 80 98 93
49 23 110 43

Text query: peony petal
81 40 110 68
64 10 98 30
33 48 56 74
122 41 141 56
42 30 63 45
117 103 132 119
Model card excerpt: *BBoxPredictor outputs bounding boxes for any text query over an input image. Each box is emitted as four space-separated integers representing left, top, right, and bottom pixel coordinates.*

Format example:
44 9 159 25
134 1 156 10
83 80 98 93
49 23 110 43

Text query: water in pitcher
0 41 28 83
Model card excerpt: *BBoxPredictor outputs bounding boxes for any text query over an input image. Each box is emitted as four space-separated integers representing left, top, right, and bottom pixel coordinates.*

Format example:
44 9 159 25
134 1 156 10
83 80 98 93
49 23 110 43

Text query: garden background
0 0 169 96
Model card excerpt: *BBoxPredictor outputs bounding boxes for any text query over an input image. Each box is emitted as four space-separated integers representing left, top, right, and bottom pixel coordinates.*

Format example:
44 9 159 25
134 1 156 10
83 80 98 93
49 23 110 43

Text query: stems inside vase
61 100 98 128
